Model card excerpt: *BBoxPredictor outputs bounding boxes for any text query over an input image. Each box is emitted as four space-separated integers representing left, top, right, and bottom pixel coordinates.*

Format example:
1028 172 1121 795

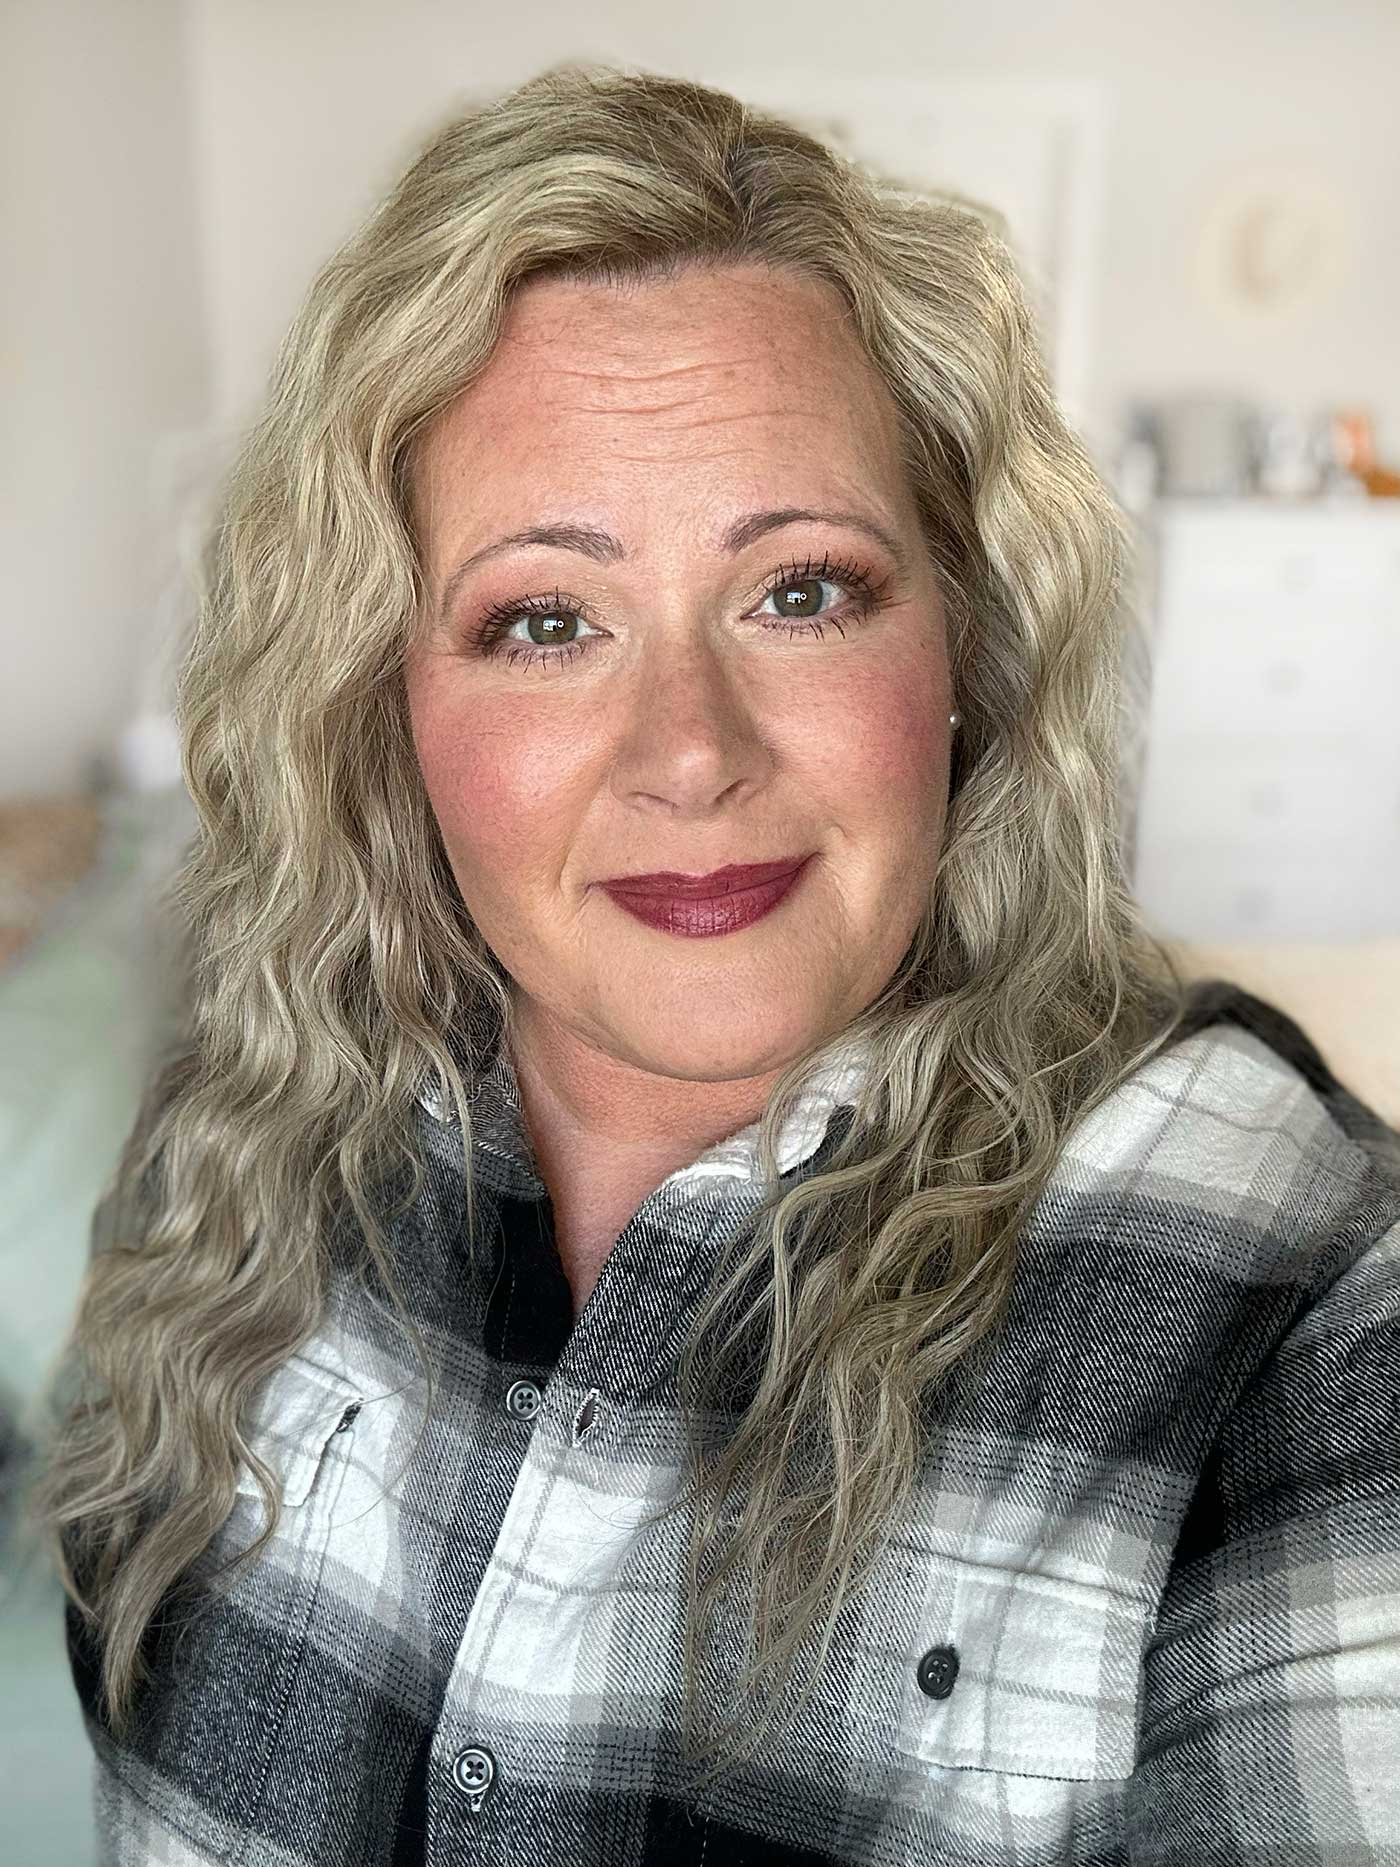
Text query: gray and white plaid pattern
71 982 1400 1865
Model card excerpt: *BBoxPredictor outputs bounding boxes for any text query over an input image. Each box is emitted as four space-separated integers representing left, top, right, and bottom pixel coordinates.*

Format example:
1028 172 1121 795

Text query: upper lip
599 856 810 898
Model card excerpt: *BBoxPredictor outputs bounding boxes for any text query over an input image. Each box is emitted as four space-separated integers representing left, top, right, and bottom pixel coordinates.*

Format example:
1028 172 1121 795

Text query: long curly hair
32 61 1193 1798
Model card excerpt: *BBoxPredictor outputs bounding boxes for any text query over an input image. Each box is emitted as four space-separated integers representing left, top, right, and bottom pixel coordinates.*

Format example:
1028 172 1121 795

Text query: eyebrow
435 507 911 620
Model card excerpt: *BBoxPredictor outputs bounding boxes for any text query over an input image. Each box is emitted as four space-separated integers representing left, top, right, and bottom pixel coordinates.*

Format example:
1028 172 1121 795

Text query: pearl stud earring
949 710 961 729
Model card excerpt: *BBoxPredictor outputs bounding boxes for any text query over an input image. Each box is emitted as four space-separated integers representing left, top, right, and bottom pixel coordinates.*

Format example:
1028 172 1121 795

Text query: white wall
185 0 1400 462
0 0 211 799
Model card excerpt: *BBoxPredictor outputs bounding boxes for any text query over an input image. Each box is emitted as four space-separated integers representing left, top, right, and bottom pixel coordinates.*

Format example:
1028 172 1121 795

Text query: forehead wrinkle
547 397 767 426
515 366 800 416
533 353 761 380
535 402 834 434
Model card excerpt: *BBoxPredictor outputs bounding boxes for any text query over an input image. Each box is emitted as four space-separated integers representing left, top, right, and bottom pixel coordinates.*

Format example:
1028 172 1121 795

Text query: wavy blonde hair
33 62 1193 1799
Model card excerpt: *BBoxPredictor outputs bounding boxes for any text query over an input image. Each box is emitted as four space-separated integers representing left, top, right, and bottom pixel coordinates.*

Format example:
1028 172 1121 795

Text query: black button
916 1643 959 1700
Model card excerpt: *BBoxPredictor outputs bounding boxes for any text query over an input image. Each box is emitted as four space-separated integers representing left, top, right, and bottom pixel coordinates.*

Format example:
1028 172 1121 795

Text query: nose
609 628 772 815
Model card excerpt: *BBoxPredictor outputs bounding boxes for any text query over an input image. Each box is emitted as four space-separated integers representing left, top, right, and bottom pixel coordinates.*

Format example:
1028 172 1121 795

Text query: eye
466 588 601 670
747 555 887 638
754 574 849 624
465 552 889 672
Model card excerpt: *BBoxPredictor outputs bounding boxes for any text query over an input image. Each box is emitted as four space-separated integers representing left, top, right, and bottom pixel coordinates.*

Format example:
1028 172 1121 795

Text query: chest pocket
888 1559 1150 1782
90 1354 366 1864
230 1351 364 1522
810 1550 1151 1791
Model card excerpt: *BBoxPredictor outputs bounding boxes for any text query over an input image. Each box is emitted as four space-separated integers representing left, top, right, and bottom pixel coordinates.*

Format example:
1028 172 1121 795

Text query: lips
598 856 809 899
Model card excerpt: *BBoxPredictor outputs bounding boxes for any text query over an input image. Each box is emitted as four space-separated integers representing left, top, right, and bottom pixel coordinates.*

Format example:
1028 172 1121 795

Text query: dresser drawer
1156 509 1400 604
1146 610 1400 740
1135 735 1400 854
1134 838 1400 941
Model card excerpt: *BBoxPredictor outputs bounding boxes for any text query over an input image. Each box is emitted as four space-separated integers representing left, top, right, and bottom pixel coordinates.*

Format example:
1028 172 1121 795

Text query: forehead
487 261 860 377
413 262 908 498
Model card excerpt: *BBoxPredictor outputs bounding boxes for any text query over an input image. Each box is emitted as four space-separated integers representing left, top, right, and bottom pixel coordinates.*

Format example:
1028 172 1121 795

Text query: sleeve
1126 1213 1400 1863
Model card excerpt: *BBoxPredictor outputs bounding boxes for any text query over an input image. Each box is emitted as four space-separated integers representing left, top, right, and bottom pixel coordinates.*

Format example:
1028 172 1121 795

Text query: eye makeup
462 551 893 674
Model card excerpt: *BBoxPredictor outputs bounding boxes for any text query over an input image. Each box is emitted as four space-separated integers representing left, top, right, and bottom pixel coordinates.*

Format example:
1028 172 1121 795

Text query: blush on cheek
415 718 513 864
886 697 942 775
409 691 591 888
815 668 946 799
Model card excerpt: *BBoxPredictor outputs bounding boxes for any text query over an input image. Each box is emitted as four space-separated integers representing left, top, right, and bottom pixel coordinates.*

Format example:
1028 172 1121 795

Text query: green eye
470 551 887 671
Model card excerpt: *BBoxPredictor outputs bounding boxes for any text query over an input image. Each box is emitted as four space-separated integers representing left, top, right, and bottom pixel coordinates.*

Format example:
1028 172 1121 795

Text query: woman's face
405 260 953 1104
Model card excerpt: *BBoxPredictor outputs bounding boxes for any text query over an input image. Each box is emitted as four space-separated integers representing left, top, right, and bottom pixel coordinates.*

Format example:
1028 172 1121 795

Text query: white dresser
1131 499 1400 943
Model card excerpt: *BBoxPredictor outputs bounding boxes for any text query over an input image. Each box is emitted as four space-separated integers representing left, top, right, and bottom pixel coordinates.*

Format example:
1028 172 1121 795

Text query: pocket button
916 1644 960 1700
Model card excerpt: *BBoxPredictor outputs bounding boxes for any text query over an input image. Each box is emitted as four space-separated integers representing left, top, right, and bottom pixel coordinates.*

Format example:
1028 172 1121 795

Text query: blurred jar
1155 394 1257 496
1114 406 1163 516
1256 409 1320 497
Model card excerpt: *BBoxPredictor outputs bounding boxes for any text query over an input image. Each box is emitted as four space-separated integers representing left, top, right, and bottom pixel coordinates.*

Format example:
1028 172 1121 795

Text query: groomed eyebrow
435 507 910 620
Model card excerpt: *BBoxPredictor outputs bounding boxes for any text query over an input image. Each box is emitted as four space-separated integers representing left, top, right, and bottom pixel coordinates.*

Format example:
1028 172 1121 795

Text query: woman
36 63 1400 1867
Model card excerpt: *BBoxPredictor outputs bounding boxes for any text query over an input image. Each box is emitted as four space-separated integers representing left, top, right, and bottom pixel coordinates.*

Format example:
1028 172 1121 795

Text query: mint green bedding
0 790 191 1422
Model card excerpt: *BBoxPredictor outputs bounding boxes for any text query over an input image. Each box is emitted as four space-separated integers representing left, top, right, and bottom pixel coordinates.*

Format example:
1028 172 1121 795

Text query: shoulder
1161 974 1400 1174
1053 977 1400 1309
1117 985 1400 1851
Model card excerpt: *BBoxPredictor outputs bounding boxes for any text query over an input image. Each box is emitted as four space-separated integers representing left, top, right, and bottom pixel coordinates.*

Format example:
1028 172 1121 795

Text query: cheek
407 674 595 880
784 661 946 823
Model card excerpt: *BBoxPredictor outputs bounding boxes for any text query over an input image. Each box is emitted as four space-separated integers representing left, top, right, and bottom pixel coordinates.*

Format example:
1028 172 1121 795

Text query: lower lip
600 858 812 937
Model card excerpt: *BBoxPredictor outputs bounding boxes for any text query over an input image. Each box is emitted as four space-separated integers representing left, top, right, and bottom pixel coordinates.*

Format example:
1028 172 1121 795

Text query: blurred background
2 3 1397 1859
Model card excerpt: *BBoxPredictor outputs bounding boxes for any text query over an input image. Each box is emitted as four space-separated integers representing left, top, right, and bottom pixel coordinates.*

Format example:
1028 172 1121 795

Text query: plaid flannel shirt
69 980 1400 1865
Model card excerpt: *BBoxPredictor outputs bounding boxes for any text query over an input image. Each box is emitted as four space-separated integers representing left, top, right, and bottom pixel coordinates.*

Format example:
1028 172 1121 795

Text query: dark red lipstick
598 855 814 938
598 857 809 897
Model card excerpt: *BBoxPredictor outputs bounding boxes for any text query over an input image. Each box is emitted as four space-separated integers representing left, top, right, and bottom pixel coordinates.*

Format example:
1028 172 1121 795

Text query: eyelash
464 553 891 672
